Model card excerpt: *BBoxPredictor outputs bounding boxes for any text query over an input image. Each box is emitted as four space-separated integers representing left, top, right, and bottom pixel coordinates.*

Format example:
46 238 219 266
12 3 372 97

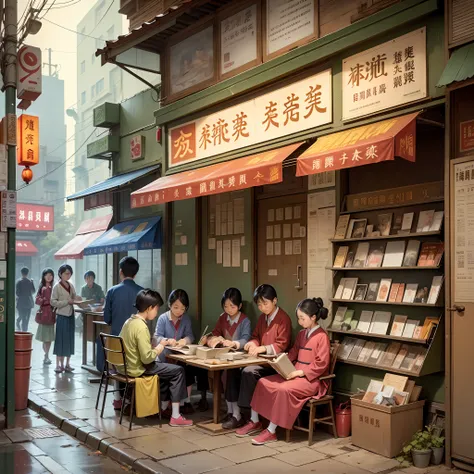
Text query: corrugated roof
437 42 474 87
66 164 161 201
96 0 233 63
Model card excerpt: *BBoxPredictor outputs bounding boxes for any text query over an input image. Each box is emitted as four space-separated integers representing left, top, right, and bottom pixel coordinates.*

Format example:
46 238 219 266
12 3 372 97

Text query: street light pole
3 0 17 427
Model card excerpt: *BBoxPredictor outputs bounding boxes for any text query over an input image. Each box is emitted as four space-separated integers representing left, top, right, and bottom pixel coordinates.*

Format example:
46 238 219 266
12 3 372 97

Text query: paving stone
86 417 159 440
166 428 210 443
99 436 121 454
161 450 235 474
67 406 113 420
335 450 400 473
106 442 136 463
274 446 327 467
13 413 52 430
34 454 69 474
3 428 32 443
0 444 49 474
39 404 75 428
211 457 295 473
61 418 90 437
76 425 100 442
0 431 12 445
134 457 181 474
191 432 249 451
28 393 51 411
212 443 278 464
53 397 99 411
298 458 372 474
20 442 46 456
37 392 73 403
125 433 202 461
85 431 113 450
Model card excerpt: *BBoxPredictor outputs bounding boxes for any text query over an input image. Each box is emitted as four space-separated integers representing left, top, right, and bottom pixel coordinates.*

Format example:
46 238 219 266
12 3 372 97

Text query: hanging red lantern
21 166 33 184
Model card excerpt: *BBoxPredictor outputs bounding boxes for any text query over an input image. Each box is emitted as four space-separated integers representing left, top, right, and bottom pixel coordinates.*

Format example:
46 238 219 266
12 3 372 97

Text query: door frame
448 154 474 468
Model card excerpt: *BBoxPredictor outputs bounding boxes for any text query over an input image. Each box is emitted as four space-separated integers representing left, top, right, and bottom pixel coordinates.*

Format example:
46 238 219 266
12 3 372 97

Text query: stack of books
361 373 422 406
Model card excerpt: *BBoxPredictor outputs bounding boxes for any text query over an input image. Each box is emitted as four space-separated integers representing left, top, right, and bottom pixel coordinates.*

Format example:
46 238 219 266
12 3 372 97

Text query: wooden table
75 308 107 376
167 353 269 433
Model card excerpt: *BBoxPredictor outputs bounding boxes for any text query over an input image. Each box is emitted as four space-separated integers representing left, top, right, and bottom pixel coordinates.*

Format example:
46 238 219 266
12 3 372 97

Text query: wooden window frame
262 0 319 62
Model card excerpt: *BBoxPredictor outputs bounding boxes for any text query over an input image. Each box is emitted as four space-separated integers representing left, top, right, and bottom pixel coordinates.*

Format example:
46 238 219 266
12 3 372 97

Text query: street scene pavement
12 321 455 474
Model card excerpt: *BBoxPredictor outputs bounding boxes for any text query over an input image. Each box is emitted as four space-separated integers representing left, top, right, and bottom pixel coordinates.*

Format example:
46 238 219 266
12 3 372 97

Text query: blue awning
67 164 161 201
84 216 162 255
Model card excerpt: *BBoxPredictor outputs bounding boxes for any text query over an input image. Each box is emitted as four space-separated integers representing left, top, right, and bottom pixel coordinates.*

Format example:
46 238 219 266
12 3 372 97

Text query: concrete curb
28 396 179 474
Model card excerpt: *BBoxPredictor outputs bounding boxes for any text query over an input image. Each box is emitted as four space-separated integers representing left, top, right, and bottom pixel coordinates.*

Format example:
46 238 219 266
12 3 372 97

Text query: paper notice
233 198 245 234
175 253 182 266
227 202 234 235
294 205 302 219
274 241 282 255
0 280 4 290
276 208 284 221
274 224 281 239
208 237 216 250
0 233 5 259
293 240 302 255
292 223 300 238
240 236 245 246
285 241 293 255
268 269 278 276
223 240 231 267
216 204 221 236
300 226 306 238
268 209 275 222
243 259 249 273
285 206 293 220
216 240 223 264
182 253 188 266
266 241 274 256
180 235 187 246
232 239 240 267
266 225 274 240
283 223 291 239
0 261 6 278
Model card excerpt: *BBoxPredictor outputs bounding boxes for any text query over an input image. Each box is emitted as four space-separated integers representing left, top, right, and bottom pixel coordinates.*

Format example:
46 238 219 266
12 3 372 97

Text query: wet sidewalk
25 328 456 474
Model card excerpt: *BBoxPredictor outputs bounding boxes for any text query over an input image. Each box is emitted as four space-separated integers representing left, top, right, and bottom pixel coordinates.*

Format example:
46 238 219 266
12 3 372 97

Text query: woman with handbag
35 268 56 365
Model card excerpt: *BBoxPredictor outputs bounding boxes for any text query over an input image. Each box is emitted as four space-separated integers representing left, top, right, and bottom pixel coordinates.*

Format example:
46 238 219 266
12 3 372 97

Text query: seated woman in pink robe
245 297 330 445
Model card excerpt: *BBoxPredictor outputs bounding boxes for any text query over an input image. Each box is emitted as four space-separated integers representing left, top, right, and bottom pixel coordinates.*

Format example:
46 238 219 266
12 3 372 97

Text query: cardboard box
351 393 425 458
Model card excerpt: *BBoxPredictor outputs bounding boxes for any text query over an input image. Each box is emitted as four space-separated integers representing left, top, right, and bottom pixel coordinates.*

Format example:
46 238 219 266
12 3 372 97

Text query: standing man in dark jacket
16 267 36 332
103 256 143 410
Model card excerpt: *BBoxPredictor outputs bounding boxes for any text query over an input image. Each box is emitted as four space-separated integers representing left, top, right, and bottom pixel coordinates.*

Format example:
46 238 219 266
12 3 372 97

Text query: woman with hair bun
238 297 331 445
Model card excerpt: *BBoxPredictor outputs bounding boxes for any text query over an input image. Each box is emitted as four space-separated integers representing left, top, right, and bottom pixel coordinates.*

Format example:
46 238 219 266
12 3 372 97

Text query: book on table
195 346 232 359
268 353 297 380
167 344 200 355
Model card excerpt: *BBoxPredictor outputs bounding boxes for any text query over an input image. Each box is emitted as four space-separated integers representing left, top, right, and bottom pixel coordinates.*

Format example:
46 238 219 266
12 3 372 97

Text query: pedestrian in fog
16 267 36 332
51 264 77 374
35 268 56 365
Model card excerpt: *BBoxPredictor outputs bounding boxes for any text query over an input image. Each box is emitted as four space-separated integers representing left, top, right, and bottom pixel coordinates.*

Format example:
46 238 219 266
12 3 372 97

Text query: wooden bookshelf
329 266 442 271
337 358 421 377
330 298 443 308
328 328 430 345
331 230 441 243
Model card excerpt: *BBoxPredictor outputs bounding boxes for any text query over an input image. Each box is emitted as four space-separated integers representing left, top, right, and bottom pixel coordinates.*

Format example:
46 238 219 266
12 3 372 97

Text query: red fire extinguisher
335 401 352 438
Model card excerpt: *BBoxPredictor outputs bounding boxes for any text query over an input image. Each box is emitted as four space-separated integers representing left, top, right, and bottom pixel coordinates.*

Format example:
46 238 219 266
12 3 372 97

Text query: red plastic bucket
14 331 33 410
14 332 33 350
15 349 33 369
335 402 352 438
14 367 31 410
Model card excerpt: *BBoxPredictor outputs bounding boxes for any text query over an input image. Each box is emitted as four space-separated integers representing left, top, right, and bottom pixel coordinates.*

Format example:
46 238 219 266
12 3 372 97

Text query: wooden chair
95 333 161 431
286 341 341 446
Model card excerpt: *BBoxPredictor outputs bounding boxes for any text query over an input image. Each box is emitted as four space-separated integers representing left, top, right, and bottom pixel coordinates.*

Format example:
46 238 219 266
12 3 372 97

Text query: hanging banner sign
168 69 332 168
342 28 427 121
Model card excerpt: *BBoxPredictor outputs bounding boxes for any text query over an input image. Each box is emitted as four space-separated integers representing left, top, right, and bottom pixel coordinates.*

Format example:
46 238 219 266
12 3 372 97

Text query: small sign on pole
17 45 42 102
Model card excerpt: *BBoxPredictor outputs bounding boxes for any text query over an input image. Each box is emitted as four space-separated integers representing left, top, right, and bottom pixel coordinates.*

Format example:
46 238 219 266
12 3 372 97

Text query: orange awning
131 142 303 208
54 214 112 260
16 241 38 256
296 112 418 177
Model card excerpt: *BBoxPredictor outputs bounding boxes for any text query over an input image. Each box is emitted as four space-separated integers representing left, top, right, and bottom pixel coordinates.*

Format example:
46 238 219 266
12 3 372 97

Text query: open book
167 344 199 355
267 353 296 380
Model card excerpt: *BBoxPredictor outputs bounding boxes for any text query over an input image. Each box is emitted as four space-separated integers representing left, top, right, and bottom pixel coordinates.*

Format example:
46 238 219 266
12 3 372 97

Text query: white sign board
266 0 315 56
17 45 42 101
169 69 332 167
454 161 474 302
0 146 7 191
342 28 427 120
221 3 258 75
1 191 17 232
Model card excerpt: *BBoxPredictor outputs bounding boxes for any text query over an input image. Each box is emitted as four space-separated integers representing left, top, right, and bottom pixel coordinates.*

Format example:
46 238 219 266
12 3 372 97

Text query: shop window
96 78 105 95
91 85 95 99
127 249 163 295
84 254 107 291
81 91 86 105
80 61 85 74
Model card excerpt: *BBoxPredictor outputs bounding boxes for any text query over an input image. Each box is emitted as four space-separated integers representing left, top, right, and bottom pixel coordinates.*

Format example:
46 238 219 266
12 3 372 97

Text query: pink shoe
113 399 122 411
169 415 193 427
252 429 278 445
235 420 262 437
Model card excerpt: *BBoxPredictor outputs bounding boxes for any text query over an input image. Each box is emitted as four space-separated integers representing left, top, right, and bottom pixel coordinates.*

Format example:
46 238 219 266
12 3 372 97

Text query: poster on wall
169 69 332 167
266 0 316 58
342 28 427 120
454 160 474 302
169 25 215 97
460 120 474 153
221 3 258 76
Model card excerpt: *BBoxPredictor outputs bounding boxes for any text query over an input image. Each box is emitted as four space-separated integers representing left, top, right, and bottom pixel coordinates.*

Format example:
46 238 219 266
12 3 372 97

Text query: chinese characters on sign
266 0 315 56
1 191 17 232
130 135 145 161
454 162 474 302
460 120 474 153
343 28 426 120
17 114 39 166
221 4 258 75
168 69 332 167
16 203 54 231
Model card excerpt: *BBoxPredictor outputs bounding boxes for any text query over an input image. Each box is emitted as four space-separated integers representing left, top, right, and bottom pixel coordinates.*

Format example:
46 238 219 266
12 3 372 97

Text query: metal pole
4 0 17 427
